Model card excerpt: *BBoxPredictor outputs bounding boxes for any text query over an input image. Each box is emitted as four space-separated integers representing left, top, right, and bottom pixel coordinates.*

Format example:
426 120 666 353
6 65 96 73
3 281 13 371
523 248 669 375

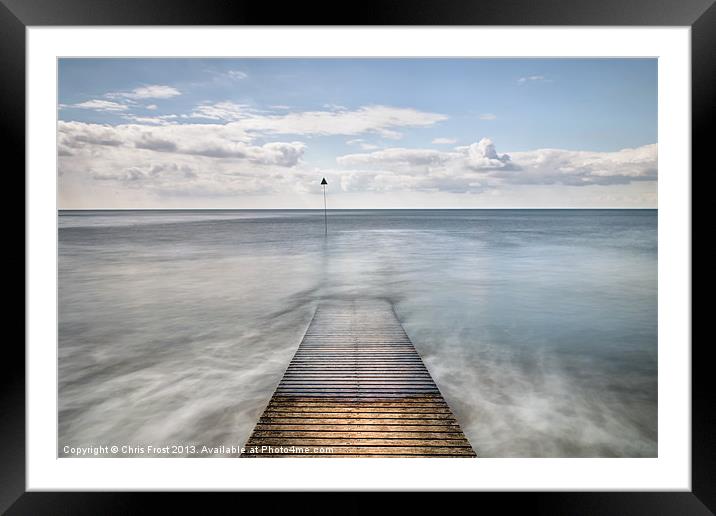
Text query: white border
27 27 691 490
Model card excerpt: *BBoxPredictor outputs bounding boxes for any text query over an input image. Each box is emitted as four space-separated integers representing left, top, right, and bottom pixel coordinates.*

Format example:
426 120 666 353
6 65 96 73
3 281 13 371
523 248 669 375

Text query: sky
58 58 657 209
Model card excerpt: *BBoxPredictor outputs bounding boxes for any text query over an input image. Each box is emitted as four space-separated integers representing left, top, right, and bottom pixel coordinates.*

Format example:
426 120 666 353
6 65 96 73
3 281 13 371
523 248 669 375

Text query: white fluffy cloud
331 138 657 194
109 84 182 100
57 102 447 204
67 100 129 112
58 121 305 166
57 114 656 206
338 148 459 169
187 104 446 137
338 137 512 176
506 144 657 186
462 138 514 170
61 86 182 114
188 102 253 121
122 114 179 125
58 123 311 204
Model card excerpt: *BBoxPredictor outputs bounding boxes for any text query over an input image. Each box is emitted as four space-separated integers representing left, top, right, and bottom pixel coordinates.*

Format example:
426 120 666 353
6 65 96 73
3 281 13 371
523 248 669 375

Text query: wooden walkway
241 300 476 457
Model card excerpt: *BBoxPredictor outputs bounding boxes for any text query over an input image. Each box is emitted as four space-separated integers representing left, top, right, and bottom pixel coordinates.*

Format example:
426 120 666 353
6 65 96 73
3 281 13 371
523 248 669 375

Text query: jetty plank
241 300 476 458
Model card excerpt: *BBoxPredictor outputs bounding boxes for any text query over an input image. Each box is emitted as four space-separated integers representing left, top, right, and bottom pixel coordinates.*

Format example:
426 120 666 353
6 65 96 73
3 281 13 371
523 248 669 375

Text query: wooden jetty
241 300 476 457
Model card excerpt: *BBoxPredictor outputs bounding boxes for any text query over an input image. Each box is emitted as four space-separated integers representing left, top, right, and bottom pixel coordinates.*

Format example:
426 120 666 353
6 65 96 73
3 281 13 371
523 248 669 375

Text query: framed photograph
7 0 708 512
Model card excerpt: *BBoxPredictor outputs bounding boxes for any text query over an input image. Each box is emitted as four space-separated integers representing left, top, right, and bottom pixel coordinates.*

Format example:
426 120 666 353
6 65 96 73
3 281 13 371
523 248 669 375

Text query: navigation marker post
321 177 328 235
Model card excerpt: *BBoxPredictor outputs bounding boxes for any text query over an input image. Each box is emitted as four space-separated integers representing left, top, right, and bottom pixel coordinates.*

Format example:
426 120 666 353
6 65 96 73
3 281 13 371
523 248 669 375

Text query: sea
58 209 657 457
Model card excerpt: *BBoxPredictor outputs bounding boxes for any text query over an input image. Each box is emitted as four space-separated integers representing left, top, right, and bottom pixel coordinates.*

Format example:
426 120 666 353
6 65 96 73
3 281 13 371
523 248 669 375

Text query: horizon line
58 207 658 211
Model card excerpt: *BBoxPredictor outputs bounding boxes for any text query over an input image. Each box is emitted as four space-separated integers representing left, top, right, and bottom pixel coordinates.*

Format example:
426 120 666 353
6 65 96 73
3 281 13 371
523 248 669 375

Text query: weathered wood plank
241 454 470 458
250 431 468 439
258 418 458 426
253 424 463 432
262 412 457 420
267 402 451 409
240 300 476 458
243 446 476 456
267 408 451 414
246 438 471 447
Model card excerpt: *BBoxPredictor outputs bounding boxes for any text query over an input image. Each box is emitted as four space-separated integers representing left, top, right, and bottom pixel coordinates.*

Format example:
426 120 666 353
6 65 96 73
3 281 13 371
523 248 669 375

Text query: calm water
58 209 657 457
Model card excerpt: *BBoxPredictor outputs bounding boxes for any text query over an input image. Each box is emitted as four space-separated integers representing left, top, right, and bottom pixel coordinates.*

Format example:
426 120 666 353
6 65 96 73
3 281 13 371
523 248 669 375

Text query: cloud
92 167 150 182
186 104 447 137
346 138 380 150
250 142 307 166
518 75 547 84
337 170 425 193
339 137 511 171
432 138 457 145
58 121 305 166
58 122 125 151
93 162 199 183
58 122 312 202
505 144 657 186
122 114 178 125
462 138 514 170
479 113 497 120
64 85 181 116
188 102 253 121
324 166 488 195
376 129 403 140
109 84 181 100
65 100 130 112
57 115 656 205
134 133 179 153
338 147 458 169
226 70 248 80
332 139 656 194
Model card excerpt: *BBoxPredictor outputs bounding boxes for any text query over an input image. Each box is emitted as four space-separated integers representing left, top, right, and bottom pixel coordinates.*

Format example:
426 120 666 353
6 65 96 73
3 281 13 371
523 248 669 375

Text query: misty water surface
58 209 657 457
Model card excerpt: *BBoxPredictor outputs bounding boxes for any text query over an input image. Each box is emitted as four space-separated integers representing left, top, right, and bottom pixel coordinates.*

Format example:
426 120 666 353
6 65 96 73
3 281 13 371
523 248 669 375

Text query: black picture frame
5 0 708 513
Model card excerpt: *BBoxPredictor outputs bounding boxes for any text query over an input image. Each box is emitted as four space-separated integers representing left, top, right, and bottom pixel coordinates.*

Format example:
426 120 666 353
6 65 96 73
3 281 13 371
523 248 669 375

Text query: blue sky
58 58 658 208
